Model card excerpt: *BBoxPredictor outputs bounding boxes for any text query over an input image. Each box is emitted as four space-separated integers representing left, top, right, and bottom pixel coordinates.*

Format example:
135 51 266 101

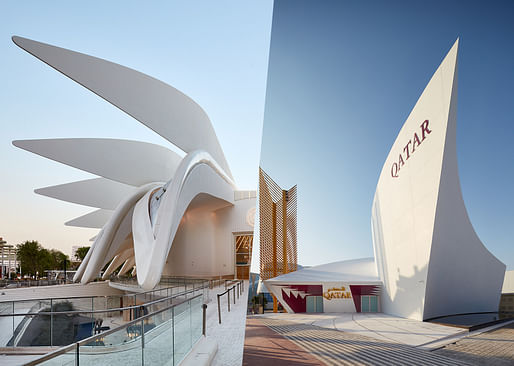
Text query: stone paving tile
243 318 324 365
434 321 514 366
259 317 470 366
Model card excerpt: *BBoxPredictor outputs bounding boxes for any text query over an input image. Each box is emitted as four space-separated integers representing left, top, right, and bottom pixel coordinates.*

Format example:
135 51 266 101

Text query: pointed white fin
35 178 136 210
372 39 505 320
13 138 181 186
65 209 113 229
118 257 135 276
12 36 233 180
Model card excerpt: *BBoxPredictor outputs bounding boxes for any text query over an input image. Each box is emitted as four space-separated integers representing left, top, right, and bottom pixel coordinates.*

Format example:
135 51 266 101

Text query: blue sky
259 0 514 269
0 1 273 255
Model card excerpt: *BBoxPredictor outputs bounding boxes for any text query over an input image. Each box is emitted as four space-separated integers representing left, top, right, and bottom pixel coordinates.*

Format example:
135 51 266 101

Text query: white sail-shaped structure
12 36 255 290
371 39 505 320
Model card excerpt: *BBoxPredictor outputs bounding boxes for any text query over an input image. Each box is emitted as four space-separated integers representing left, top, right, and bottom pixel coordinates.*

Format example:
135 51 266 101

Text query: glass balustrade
25 294 204 366
0 279 209 350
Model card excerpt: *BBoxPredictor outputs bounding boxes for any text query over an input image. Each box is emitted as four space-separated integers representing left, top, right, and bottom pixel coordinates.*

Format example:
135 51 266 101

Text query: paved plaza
243 315 514 366
246 317 468 365
243 317 323 365
256 312 466 349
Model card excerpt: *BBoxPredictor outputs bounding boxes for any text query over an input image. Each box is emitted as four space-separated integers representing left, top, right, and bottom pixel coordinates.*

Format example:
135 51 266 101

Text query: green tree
74 246 90 262
49 249 70 270
16 241 71 277
16 240 43 277
38 248 53 275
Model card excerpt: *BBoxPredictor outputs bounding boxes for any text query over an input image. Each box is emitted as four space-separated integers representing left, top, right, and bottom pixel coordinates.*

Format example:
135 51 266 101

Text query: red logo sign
391 120 432 178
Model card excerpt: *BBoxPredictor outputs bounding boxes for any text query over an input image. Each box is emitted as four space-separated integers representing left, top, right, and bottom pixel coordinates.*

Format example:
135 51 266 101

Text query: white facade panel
372 40 505 320
322 282 357 313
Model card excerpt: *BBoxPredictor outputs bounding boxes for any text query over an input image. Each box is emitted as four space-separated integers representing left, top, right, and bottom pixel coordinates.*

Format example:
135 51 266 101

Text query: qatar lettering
391 120 432 178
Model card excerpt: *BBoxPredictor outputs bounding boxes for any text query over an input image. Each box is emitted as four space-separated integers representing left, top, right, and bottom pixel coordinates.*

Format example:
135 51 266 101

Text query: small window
306 296 324 313
361 295 379 312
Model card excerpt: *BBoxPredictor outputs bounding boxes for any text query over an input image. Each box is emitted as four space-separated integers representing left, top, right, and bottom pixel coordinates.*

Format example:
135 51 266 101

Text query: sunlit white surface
371 40 505 320
13 36 256 290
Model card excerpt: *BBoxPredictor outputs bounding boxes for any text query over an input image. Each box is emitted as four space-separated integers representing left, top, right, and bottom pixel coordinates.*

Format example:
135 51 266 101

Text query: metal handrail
1 280 209 349
24 291 204 366
217 280 244 324
0 279 196 305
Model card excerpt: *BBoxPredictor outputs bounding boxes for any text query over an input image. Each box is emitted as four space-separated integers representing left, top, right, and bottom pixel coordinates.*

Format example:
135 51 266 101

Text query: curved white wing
13 138 181 187
12 36 233 180
65 209 113 229
100 207 134 269
132 150 235 290
35 178 136 210
72 238 96 282
102 246 134 279
79 183 160 284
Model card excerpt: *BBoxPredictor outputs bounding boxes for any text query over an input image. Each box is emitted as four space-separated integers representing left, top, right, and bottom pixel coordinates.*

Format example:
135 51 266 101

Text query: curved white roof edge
13 138 181 187
503 270 514 294
133 150 236 290
65 208 113 229
265 257 380 284
12 36 233 180
35 178 136 210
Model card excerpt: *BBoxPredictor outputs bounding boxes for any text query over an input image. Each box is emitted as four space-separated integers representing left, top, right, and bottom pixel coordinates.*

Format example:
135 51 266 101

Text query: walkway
204 281 249 366
250 317 468 366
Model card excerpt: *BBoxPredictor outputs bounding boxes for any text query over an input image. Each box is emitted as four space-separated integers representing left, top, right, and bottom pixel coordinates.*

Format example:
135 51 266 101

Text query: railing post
141 318 145 366
236 285 239 300
202 304 207 336
75 342 79 366
50 299 53 346
189 299 193 347
233 287 236 304
228 291 230 312
172 306 175 366
12 301 14 348
133 294 137 320
91 297 94 337
217 294 221 324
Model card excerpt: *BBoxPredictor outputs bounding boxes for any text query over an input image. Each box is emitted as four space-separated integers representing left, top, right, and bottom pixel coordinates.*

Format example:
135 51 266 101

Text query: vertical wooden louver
259 167 297 282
